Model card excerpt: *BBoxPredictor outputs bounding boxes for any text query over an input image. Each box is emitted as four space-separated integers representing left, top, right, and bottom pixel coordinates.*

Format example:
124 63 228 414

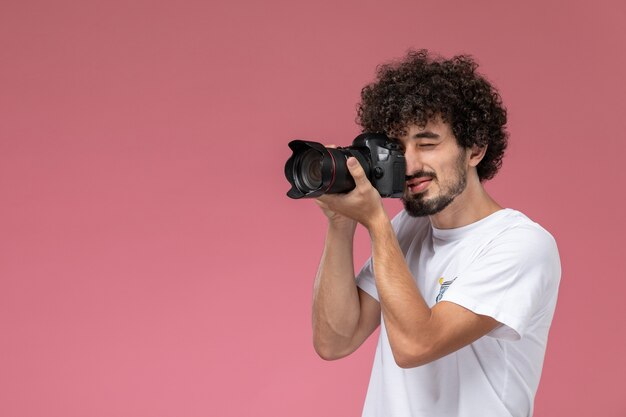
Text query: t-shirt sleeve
440 225 561 341
356 257 378 301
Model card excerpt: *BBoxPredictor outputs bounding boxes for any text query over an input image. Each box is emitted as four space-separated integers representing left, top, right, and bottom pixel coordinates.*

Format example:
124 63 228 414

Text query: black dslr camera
284 133 406 199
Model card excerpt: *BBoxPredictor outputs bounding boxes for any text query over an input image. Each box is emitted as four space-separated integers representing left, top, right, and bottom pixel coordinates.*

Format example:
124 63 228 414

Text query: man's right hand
315 198 357 231
314 144 358 232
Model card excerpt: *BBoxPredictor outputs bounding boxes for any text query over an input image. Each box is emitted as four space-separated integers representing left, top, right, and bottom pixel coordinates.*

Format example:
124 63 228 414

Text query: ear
468 144 487 168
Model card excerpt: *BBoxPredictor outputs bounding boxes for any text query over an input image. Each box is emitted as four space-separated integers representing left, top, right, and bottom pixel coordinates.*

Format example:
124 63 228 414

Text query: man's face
396 120 469 217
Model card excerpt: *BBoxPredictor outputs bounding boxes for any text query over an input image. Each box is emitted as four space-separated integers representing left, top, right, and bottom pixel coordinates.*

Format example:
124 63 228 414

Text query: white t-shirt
356 209 561 417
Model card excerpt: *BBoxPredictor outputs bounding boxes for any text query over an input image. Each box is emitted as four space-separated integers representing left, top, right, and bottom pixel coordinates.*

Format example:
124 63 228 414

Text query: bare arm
312 204 381 360
319 157 499 368
368 215 498 367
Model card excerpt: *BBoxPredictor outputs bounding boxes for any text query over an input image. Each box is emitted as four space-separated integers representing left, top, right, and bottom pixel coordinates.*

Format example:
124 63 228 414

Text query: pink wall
1 0 624 415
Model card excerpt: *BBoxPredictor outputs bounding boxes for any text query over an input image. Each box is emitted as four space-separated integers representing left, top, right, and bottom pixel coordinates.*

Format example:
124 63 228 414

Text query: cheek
437 157 465 183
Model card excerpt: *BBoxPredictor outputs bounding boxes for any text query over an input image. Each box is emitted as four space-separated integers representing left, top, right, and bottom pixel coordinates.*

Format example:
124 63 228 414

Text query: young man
312 50 561 417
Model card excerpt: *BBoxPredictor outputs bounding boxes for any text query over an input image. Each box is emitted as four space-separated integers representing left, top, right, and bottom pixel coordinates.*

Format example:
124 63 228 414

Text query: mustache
405 171 437 181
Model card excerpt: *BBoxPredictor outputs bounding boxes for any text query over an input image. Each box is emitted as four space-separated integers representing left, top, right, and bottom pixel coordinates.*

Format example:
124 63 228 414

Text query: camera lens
285 140 364 198
294 149 323 191
285 134 405 199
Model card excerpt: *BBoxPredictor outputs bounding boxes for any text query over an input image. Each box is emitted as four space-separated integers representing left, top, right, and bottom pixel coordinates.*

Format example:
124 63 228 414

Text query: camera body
285 133 406 199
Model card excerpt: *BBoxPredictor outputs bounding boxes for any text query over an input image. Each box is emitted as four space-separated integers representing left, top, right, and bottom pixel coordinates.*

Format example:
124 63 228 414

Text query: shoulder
489 209 559 257
390 209 430 232
478 209 562 293
390 210 431 246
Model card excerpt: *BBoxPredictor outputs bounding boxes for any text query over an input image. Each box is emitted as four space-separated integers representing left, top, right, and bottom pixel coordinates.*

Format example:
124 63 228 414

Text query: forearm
368 215 434 365
311 157 498 368
312 222 361 358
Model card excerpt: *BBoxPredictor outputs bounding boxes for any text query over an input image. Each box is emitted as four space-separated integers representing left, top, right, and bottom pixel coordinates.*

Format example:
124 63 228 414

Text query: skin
312 118 503 368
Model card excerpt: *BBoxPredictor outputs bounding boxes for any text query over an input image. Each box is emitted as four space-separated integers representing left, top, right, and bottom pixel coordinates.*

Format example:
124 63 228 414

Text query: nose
403 147 424 176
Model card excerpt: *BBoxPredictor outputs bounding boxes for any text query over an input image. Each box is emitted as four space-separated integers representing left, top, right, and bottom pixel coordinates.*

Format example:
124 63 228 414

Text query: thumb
347 157 369 186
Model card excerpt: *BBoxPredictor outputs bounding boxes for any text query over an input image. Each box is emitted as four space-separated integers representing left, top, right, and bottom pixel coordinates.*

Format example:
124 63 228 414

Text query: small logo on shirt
435 277 457 303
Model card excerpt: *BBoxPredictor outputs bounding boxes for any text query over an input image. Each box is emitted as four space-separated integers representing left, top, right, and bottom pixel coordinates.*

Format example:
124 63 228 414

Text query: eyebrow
412 131 440 139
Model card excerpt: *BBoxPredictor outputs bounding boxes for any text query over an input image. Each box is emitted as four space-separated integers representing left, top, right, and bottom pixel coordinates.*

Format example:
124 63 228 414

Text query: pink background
1 0 625 416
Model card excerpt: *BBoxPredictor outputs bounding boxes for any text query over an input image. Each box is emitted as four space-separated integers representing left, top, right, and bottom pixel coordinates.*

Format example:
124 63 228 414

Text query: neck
429 174 502 229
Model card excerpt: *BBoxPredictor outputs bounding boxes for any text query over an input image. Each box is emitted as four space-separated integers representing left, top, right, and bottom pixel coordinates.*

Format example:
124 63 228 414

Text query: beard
402 154 468 217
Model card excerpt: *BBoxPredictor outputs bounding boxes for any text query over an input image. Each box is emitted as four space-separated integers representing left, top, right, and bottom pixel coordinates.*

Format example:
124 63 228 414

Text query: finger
346 157 369 186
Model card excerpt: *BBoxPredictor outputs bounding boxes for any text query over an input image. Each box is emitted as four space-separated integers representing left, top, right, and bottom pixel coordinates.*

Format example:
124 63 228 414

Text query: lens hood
285 140 347 199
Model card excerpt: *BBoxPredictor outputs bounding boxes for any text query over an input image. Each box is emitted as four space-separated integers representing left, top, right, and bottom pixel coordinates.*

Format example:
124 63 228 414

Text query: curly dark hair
357 49 508 181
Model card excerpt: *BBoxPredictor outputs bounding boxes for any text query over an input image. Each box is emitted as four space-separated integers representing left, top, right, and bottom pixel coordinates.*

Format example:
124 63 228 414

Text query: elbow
391 341 435 369
393 353 428 369
315 346 345 361
313 338 352 361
